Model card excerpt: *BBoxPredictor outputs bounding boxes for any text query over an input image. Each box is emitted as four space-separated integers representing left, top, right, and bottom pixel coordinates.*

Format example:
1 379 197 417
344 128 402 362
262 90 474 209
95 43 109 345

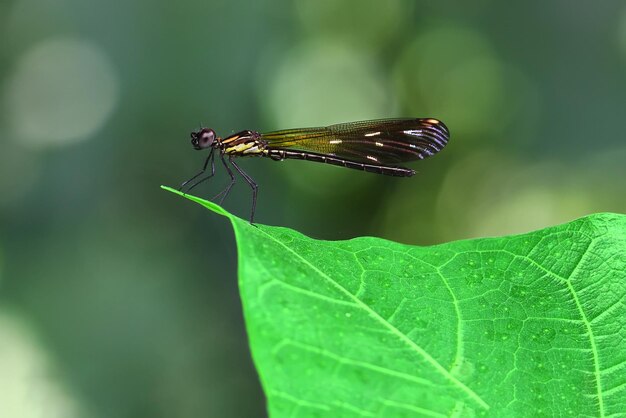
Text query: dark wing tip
420 118 450 152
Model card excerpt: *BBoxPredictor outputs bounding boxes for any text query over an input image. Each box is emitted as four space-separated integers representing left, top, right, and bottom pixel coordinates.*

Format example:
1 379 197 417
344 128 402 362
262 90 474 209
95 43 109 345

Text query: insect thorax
222 130 266 156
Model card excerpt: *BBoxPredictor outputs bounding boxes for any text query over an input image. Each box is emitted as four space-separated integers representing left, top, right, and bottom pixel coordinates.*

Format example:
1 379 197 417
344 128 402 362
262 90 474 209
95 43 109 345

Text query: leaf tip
160 185 232 218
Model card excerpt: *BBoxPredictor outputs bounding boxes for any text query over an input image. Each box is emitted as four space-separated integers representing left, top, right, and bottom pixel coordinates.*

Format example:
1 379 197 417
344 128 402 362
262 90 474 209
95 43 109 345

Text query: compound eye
199 129 215 148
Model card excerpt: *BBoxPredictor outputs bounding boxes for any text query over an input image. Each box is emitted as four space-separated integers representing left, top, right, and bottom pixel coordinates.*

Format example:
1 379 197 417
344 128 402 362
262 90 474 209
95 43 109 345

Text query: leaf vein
565 238 605 417
274 339 435 387
256 227 490 410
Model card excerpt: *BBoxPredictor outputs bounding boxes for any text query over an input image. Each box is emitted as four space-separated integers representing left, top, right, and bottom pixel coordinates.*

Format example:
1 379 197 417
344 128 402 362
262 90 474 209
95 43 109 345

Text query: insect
180 118 450 223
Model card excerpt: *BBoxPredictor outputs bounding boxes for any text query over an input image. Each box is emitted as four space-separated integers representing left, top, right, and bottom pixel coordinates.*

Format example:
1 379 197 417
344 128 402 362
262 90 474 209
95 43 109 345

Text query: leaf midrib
254 226 490 411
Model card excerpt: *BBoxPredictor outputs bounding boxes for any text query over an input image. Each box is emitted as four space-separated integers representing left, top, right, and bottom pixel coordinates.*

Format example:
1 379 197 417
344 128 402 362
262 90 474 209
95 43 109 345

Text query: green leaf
162 186 626 417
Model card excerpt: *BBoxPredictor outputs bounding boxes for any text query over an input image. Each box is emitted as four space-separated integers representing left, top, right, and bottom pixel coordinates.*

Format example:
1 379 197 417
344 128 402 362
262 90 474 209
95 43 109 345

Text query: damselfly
180 118 449 222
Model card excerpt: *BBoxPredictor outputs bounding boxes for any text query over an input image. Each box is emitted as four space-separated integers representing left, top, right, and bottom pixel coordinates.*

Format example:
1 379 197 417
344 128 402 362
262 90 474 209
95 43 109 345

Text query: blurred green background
1 0 625 417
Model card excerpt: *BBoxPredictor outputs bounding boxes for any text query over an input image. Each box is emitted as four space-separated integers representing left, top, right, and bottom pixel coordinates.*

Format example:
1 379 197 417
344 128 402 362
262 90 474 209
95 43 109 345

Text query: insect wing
261 118 449 165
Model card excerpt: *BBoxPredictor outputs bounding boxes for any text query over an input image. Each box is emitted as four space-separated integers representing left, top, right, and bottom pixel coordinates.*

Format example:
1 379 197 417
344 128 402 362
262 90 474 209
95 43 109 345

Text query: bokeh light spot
4 37 119 148
260 40 394 129
394 25 505 136
294 0 408 49
434 151 598 240
0 313 84 418
258 41 395 194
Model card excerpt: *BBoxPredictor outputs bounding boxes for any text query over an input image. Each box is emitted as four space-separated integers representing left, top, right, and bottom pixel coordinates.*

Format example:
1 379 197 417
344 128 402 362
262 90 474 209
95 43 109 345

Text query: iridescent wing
260 118 449 165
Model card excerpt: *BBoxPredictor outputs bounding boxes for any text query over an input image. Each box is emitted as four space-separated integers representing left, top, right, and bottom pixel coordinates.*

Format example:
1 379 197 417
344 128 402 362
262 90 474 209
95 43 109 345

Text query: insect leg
186 152 217 192
230 158 258 223
212 154 236 204
180 148 215 192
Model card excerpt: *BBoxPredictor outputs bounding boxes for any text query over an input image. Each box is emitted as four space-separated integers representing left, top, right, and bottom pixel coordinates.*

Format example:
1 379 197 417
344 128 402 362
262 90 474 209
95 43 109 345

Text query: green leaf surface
163 186 626 417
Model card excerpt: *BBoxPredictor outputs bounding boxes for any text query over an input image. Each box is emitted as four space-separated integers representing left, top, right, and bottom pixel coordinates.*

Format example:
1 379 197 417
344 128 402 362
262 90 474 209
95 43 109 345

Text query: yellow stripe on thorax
225 140 264 155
